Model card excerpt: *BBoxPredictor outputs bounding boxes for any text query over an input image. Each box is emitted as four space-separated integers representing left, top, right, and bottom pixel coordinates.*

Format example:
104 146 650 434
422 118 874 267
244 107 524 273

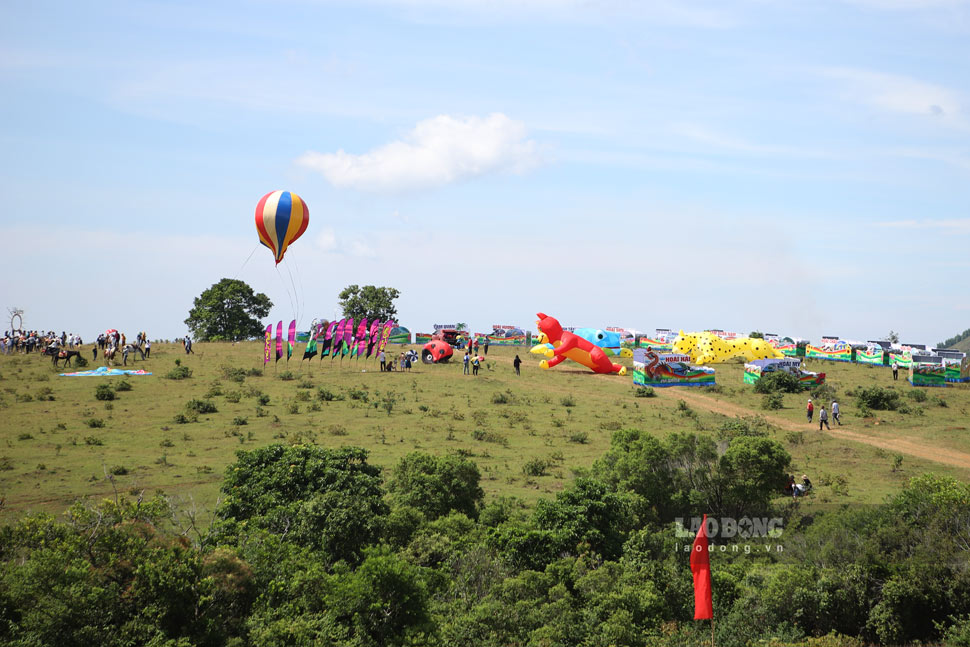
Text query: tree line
2 430 969 646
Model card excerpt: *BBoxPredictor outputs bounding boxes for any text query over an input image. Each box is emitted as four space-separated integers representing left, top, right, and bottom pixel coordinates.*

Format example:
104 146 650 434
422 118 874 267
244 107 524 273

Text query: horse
44 346 81 367
104 344 145 366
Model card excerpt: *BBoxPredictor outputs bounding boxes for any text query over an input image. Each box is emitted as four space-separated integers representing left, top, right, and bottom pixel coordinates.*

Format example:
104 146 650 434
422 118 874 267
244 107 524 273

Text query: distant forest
939 328 970 348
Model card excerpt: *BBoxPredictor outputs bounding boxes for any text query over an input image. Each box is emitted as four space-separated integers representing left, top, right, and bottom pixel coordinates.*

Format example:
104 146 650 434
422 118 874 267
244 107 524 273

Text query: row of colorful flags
263 319 396 365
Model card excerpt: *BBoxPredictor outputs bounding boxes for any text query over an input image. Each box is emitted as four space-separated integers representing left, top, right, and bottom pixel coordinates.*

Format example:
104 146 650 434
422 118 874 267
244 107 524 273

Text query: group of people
377 349 417 372
785 474 813 498
2 330 82 355
462 352 481 375
806 399 841 430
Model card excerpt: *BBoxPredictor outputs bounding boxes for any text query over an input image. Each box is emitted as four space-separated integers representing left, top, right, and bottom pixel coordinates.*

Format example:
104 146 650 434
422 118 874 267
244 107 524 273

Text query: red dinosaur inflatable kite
535 312 627 375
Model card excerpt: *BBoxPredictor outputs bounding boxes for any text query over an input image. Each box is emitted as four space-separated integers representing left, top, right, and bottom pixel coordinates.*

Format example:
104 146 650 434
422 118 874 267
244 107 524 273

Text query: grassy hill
939 327 970 351
2 341 969 521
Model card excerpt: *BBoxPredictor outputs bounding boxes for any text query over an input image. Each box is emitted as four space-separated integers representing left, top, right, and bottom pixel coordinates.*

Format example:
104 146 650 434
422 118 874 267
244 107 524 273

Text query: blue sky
2 0 968 344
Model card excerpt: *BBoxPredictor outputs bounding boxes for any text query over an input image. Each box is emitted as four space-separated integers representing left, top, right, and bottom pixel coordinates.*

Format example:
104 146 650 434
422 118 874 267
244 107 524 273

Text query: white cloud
820 67 967 129
877 219 970 233
296 113 541 192
315 228 338 252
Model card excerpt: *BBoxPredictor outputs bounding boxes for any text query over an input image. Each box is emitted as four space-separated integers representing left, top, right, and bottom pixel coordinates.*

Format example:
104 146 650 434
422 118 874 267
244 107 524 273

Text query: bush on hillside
754 370 803 394
856 386 901 411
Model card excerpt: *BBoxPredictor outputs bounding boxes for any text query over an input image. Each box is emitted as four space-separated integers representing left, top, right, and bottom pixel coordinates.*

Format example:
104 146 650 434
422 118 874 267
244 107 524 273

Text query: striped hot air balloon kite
255 190 309 264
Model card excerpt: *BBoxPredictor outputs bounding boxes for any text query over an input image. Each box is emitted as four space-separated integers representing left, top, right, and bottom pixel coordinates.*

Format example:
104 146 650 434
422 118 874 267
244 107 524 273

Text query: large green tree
387 452 485 521
185 278 272 341
338 285 400 322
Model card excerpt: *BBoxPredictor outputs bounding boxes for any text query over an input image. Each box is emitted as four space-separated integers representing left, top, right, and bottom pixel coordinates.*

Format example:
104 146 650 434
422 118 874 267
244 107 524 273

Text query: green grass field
2 342 969 521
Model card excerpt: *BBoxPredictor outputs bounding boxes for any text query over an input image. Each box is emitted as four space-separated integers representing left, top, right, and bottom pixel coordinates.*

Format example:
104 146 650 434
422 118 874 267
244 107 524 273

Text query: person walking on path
819 406 830 430
463 352 470 375
806 399 814 423
892 360 899 381
831 400 841 425
513 354 522 376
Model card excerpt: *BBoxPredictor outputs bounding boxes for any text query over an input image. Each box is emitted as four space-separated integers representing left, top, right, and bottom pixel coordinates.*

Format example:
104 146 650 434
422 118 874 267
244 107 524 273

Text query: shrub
109 465 129 476
294 390 310 402
256 393 270 406
35 386 55 401
569 431 589 444
559 395 576 407
810 383 836 402
328 424 348 436
84 435 104 444
317 388 339 402
934 396 948 408
491 392 510 404
754 371 803 394
221 365 247 383
246 367 263 377
17 433 33 440
165 365 192 380
173 412 198 424
856 386 901 411
232 417 248 426
185 399 218 414
676 399 697 419
277 370 295 381
84 419 105 429
523 457 551 477
114 380 132 392
634 387 656 398
94 384 115 401
907 389 928 403
762 392 784 410
224 391 241 403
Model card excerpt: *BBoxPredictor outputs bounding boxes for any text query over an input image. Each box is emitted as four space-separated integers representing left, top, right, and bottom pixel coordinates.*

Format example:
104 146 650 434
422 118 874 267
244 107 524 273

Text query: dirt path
657 388 970 471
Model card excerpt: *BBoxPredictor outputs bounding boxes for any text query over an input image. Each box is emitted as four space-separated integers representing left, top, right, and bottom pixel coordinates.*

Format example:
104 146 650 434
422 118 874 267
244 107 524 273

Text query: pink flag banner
355 318 369 358
275 321 283 363
331 319 346 360
341 317 354 358
366 319 381 358
287 320 296 362
321 320 338 358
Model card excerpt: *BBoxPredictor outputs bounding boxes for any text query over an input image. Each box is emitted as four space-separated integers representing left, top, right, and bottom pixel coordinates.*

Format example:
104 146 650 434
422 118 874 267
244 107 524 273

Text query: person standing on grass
831 400 841 425
463 352 470 375
472 355 480 375
806 399 814 423
379 350 386 372
513 354 522 376
144 339 151 359
484 339 489 355
819 406 830 430
892 360 899 380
